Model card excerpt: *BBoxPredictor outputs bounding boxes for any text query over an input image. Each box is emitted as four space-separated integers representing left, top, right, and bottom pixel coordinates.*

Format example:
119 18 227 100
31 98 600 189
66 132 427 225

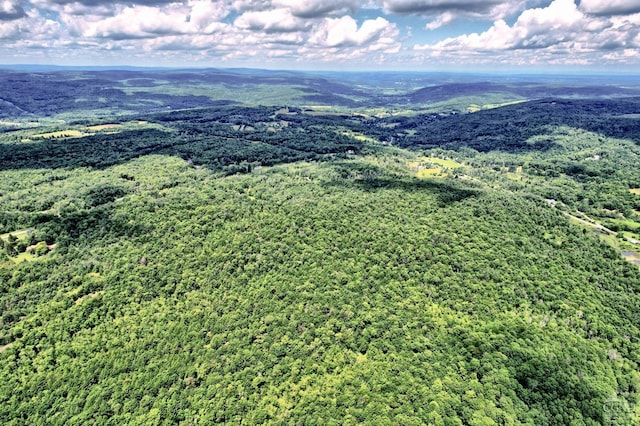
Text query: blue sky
1 0 639 71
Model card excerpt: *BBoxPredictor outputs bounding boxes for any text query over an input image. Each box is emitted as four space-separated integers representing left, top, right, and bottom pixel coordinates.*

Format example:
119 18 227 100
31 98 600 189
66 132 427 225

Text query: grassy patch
621 251 640 267
0 229 32 242
87 124 122 131
606 218 640 233
405 156 466 179
17 121 164 143
75 291 105 305
32 130 85 139
341 130 379 144
467 100 527 113
427 157 465 169
416 168 443 178
13 252 36 263
422 95 525 113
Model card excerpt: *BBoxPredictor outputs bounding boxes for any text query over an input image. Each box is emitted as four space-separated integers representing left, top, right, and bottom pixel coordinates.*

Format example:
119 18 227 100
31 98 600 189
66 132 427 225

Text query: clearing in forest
0 229 31 242
31 130 85 139
87 124 122 131
408 156 465 179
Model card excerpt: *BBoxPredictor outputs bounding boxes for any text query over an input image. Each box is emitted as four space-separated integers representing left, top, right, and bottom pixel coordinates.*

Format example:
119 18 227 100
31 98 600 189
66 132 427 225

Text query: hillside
1 69 640 424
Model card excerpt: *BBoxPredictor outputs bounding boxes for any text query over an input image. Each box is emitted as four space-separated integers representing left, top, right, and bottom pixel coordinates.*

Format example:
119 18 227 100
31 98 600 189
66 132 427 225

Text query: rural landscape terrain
1 67 640 424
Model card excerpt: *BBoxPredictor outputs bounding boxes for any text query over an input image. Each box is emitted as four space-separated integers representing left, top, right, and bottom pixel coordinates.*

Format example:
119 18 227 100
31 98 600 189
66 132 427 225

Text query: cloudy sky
1 0 639 71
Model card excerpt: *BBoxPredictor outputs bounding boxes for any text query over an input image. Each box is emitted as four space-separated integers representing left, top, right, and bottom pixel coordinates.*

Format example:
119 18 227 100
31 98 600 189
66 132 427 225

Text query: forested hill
399 83 640 104
2 68 640 118
371 97 640 151
2 155 639 424
1 70 640 424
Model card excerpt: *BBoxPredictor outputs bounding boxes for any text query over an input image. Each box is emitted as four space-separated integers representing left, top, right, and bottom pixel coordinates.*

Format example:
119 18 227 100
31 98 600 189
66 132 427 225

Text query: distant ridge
0 64 209 72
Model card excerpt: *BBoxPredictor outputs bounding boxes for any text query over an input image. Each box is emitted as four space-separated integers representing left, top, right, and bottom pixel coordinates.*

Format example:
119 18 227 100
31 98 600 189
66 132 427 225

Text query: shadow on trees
0 109 364 173
34 206 150 252
0 129 179 171
326 162 480 206
375 97 640 152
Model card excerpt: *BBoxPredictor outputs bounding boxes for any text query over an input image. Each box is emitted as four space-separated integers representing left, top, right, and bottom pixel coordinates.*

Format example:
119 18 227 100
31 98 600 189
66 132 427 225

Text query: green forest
1 69 640 425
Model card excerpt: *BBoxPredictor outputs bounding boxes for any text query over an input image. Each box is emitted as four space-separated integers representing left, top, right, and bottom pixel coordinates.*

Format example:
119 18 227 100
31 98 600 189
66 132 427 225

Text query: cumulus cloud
230 0 272 12
301 15 400 63
0 8 61 42
80 4 191 40
0 0 25 21
65 1 231 40
234 8 308 32
415 0 610 52
189 1 231 29
2 0 639 68
383 0 526 19
579 0 640 16
425 11 455 30
309 16 397 48
0 20 20 38
36 0 178 6
384 0 533 32
32 0 233 21
273 0 359 18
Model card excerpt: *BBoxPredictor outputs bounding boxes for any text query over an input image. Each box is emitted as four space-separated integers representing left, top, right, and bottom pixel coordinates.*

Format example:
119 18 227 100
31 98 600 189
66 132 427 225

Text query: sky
0 0 639 71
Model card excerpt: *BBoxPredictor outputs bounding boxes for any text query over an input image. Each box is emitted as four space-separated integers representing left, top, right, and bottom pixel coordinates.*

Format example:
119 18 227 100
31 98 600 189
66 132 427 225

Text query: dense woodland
1 70 640 424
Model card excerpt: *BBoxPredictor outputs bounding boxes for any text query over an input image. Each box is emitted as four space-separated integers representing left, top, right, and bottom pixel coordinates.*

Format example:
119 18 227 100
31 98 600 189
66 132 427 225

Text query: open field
622 251 640 265
466 100 527 112
87 124 122 131
0 229 32 241
31 130 85 139
407 156 465 179
425 156 465 169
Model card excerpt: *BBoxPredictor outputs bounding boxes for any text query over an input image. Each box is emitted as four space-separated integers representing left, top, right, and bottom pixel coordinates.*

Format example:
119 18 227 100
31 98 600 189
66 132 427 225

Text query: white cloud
415 0 610 52
189 1 232 29
412 0 640 67
33 0 178 7
69 1 230 40
0 0 26 21
579 0 640 16
383 0 527 19
309 16 397 47
383 0 533 33
81 5 191 40
273 0 359 18
0 19 20 38
231 0 272 12
300 15 400 63
425 12 454 30
1 0 639 68
602 48 640 62
0 9 61 42
234 8 308 32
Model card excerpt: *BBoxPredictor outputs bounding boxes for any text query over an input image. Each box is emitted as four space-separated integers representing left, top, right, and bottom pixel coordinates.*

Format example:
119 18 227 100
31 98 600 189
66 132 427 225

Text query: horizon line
1 64 640 77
